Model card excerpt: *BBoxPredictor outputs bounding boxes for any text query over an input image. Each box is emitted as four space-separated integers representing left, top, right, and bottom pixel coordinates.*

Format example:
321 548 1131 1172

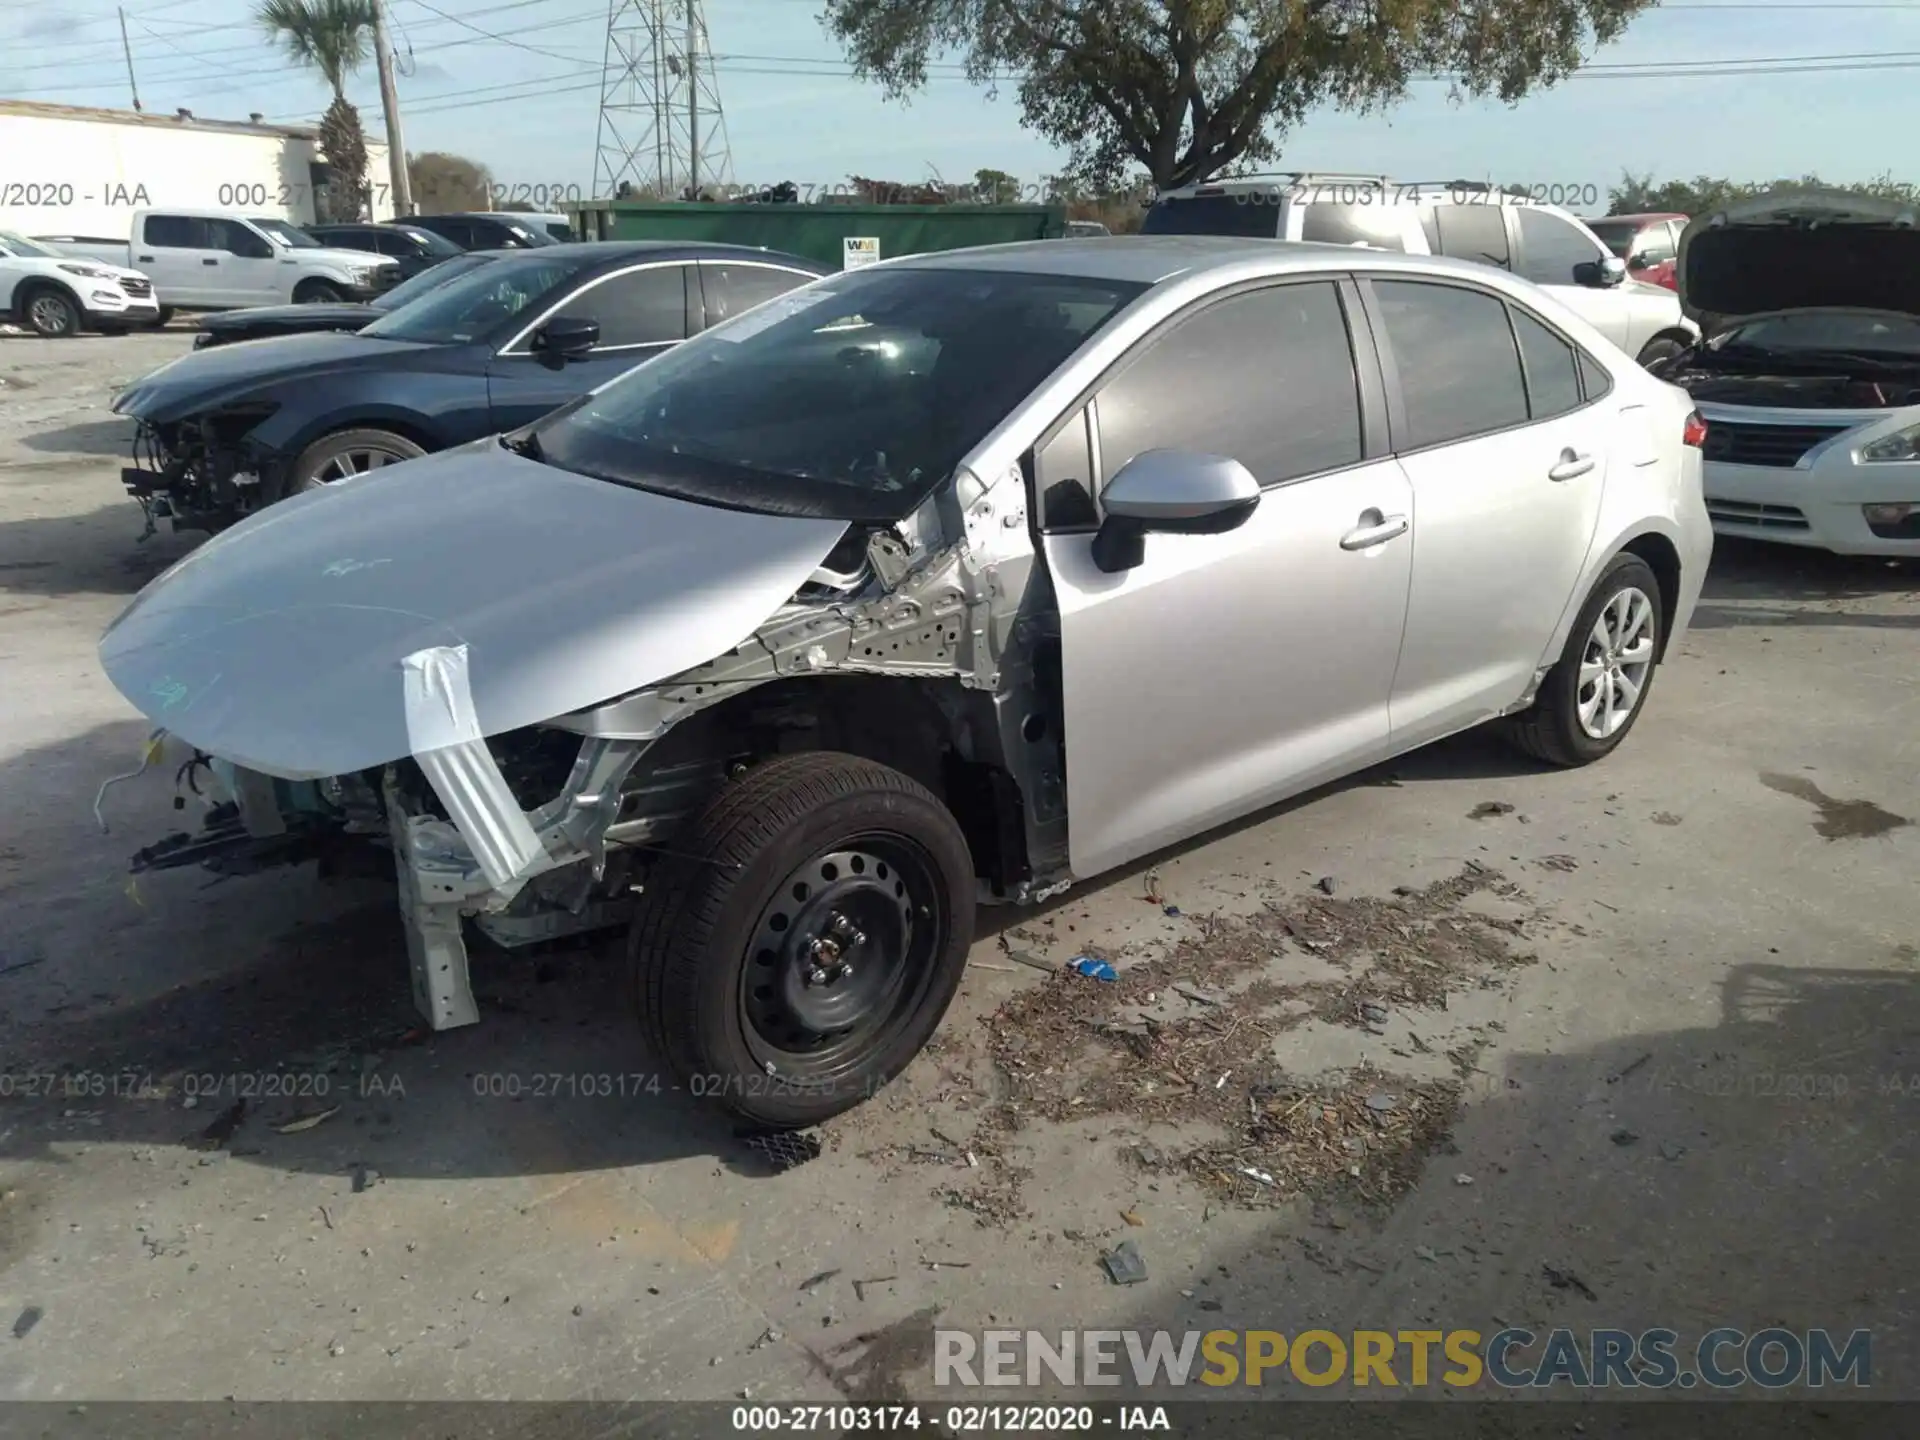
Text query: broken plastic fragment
1070 957 1117 982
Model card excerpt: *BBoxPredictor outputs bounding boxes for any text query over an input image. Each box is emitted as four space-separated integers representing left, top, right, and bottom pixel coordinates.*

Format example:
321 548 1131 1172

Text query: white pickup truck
38 209 401 320
0 229 160 336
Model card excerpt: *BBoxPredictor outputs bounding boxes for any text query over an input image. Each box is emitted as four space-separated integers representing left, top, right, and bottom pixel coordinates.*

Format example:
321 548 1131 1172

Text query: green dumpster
565 201 1068 268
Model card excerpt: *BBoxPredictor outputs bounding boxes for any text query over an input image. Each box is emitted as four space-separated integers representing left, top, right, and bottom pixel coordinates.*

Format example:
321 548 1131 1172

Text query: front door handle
1340 509 1410 551
137 254 154 262
1548 448 1595 482
202 257 220 266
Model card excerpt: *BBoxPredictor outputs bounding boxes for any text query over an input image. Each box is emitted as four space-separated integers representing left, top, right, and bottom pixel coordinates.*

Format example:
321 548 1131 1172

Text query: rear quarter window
1297 204 1413 251
1140 195 1280 238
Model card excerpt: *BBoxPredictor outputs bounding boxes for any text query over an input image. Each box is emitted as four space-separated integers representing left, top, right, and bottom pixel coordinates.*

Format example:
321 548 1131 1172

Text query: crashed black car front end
122 403 284 538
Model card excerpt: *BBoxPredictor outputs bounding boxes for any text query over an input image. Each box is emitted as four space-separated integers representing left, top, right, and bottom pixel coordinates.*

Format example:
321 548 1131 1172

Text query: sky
4 0 1920 206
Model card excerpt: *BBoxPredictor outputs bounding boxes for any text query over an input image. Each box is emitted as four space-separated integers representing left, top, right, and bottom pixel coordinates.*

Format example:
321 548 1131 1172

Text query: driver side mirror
1090 449 1261 574
530 316 600 364
1573 254 1629 289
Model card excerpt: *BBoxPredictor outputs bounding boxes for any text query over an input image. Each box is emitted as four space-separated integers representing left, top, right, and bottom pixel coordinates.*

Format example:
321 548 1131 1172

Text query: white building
0 99 395 239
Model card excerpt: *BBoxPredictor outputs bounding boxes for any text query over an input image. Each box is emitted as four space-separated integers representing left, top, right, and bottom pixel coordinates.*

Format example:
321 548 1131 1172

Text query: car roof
1594 212 1687 224
486 239 827 268
892 235 1511 288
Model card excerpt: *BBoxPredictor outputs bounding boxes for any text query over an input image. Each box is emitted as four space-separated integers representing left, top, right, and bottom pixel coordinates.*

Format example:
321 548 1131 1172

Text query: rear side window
431 219 475 248
1510 307 1583 420
1578 348 1612 401
1430 205 1512 269
702 263 813 326
143 215 198 248
1372 280 1528 449
1097 281 1362 487
1298 204 1411 251
1517 208 1606 285
1139 195 1280 238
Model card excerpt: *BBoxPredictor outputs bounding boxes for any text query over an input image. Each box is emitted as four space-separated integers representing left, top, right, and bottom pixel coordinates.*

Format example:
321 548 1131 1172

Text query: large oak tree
822 0 1662 192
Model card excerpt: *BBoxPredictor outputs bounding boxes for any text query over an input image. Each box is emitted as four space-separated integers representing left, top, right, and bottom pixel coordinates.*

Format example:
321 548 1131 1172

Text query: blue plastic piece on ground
1070 957 1117 982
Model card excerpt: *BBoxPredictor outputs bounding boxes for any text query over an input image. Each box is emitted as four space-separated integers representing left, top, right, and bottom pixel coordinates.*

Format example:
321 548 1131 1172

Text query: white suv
1143 175 1699 367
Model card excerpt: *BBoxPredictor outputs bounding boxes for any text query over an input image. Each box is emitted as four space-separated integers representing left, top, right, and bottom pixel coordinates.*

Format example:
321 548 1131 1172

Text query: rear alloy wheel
288 427 427 495
24 287 81 338
1500 554 1664 767
630 752 976 1129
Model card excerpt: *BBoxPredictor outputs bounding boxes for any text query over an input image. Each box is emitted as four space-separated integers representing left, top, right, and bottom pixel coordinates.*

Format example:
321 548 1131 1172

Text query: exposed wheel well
1619 531 1682 659
292 277 346 301
627 675 1034 895
13 277 81 319
297 416 440 458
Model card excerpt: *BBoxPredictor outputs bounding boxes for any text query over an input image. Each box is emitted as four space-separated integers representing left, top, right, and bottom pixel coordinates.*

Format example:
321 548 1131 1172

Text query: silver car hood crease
98 444 851 780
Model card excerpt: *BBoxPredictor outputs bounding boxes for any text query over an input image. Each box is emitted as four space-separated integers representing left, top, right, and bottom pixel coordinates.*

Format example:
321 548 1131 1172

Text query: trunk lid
99 442 850 780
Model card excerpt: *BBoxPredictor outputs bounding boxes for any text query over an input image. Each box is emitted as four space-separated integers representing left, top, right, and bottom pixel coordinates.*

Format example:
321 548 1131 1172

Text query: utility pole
117 7 142 112
371 0 413 217
684 0 699 198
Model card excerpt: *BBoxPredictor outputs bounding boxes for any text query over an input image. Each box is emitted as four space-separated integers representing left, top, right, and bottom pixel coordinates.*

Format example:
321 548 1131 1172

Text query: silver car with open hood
1664 188 1920 555
99 238 1710 1128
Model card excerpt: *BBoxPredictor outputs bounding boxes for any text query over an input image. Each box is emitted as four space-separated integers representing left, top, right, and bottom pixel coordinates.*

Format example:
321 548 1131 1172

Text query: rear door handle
1548 449 1595 482
137 254 154 262
1340 510 1410 551
202 258 220 266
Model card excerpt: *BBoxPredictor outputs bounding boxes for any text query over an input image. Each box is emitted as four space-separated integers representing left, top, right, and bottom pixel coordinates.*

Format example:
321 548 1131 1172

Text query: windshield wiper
500 429 543 461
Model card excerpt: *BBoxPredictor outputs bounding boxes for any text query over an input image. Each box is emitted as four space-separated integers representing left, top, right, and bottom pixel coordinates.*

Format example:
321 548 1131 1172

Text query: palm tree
257 0 378 222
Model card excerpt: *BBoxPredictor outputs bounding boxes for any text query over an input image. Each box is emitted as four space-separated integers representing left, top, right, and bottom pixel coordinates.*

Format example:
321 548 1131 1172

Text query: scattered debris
1391 885 1421 897
318 1205 334 1230
1070 957 1118 982
1651 812 1683 826
1453 1173 1474 1186
1004 950 1057 974
969 961 1017 973
1238 1168 1275 1188
1314 876 1338 895
193 1099 246 1151
12 1307 42 1340
1542 1265 1598 1301
1164 905 1183 917
798 1269 841 1295
1173 982 1226 1007
1538 855 1579 873
1607 1053 1653 1085
1101 1240 1148 1286
1658 1142 1687 1162
273 1106 340 1135
739 1129 823 1172
572 1305 584 1317
1610 1130 1640 1147
1414 1245 1439 1263
1119 1210 1144 1227
350 1164 381 1194
921 1258 970 1271
1469 802 1517 820
851 1276 896 1302
1198 1299 1223 1313
1144 870 1164 905
1365 1093 1399 1114
749 1326 781 1351
0 956 46 980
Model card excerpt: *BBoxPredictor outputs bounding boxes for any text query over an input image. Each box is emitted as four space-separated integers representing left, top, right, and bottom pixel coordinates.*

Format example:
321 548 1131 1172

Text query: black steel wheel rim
738 834 947 1084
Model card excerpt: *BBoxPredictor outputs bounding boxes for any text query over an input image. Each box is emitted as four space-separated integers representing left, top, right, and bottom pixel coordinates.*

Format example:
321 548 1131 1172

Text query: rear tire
629 752 976 1130
21 285 81 338
1499 554 1664 768
154 306 176 326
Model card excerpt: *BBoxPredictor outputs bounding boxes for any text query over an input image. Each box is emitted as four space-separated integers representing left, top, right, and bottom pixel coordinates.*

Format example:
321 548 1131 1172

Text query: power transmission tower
592 0 733 200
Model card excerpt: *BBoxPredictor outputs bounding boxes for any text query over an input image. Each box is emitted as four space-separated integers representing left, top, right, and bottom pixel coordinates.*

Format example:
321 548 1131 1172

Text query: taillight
1683 410 1708 448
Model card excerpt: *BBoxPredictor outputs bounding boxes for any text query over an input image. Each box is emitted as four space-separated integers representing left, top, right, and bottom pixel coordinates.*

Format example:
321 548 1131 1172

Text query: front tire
1636 336 1688 370
1500 554 1664 768
630 752 977 1129
294 280 346 304
286 427 427 496
22 286 81 338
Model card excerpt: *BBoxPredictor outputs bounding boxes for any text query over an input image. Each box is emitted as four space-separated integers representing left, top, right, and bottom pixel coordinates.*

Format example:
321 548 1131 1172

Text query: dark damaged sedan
114 241 828 533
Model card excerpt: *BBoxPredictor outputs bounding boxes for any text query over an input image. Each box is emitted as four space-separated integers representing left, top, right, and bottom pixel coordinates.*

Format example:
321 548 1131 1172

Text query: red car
1586 212 1687 291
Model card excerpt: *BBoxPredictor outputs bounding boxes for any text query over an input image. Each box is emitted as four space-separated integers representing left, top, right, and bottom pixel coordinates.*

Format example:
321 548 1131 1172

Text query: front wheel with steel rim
285 427 427 498
629 751 976 1129
1500 553 1665 767
24 286 81 338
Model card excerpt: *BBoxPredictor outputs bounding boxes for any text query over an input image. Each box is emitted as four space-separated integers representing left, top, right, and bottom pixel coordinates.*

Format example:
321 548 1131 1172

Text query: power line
402 0 594 64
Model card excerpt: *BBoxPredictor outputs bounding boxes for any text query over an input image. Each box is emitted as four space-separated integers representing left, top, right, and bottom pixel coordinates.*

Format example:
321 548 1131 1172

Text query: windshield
1140 194 1277 238
393 225 465 259
0 230 61 258
1713 311 1920 358
543 222 574 242
359 253 581 343
369 253 500 312
530 266 1146 523
1586 220 1643 259
252 218 322 249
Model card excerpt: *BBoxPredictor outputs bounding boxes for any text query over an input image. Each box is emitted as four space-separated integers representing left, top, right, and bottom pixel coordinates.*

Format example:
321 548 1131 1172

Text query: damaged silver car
98 238 1711 1127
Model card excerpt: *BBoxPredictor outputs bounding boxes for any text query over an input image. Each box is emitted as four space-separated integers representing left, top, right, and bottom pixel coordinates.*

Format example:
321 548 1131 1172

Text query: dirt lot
1 327 1916 1412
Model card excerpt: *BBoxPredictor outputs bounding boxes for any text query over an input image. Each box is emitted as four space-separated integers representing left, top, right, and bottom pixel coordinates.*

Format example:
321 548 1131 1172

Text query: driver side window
546 265 692 351
210 219 273 258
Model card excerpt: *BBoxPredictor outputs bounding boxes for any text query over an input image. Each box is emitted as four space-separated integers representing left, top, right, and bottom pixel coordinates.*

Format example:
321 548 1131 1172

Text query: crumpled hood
112 330 434 422
196 302 379 335
1678 188 1920 331
98 441 851 780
